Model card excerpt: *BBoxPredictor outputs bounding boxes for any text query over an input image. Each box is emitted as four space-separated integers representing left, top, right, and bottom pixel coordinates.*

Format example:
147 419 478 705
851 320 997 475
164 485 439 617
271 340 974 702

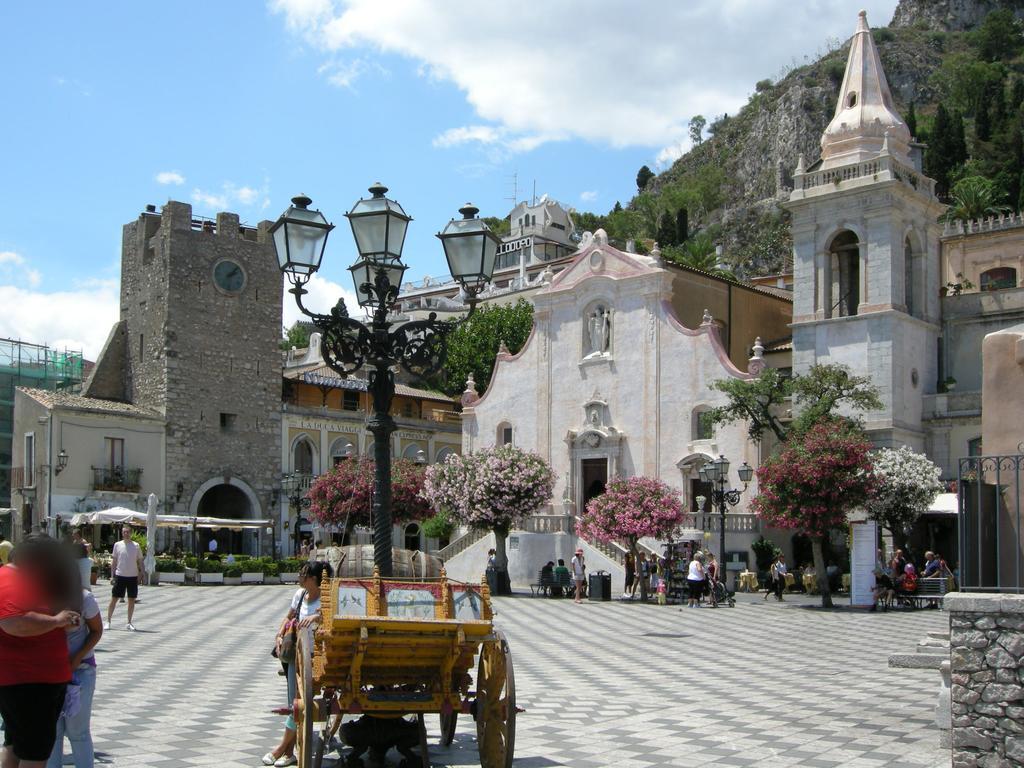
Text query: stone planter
157 572 186 584
280 572 300 584
241 572 265 585
198 573 224 585
223 576 242 586
264 576 281 585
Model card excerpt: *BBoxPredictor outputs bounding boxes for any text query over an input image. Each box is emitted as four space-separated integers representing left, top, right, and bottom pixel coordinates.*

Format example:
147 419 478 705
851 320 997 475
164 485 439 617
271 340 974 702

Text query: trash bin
589 571 611 601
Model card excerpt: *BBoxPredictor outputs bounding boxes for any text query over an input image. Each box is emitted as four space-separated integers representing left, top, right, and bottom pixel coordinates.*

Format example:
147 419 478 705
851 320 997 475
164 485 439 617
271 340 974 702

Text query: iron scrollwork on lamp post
273 186 499 576
699 455 754 582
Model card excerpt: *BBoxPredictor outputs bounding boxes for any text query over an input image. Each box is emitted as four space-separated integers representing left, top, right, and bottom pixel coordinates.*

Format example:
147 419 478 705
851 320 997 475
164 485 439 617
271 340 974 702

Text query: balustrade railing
92 466 143 493
794 155 934 197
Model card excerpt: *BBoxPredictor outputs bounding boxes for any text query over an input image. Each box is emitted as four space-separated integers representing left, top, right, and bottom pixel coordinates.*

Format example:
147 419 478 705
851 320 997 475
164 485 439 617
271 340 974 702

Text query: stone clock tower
88 201 282 532
784 11 945 449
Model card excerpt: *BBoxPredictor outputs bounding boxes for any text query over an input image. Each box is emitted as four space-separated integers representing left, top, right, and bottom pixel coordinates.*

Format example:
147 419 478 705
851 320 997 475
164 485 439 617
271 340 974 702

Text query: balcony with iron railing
92 466 143 493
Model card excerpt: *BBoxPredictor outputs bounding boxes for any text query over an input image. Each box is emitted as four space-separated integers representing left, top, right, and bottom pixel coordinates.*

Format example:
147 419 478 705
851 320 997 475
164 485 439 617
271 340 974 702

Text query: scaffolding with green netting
0 339 85 506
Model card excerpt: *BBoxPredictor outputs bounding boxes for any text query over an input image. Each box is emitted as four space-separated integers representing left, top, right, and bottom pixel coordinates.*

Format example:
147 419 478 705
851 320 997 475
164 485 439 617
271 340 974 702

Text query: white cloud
271 0 898 157
0 251 44 290
0 279 119 360
655 141 689 170
191 180 271 214
155 171 186 185
580 190 598 202
282 273 363 331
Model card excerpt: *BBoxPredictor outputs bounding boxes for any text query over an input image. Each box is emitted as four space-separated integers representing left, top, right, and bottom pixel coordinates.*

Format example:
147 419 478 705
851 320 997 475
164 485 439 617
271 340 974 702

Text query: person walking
706 553 720 607
70 530 93 592
105 526 143 631
0 534 82 768
570 548 586 603
623 552 635 600
767 553 787 601
637 552 649 602
47 584 102 768
686 554 705 608
264 561 333 768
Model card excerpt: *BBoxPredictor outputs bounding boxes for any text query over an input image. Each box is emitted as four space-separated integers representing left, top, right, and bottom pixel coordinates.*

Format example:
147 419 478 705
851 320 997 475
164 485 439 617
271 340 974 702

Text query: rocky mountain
635 0 1020 276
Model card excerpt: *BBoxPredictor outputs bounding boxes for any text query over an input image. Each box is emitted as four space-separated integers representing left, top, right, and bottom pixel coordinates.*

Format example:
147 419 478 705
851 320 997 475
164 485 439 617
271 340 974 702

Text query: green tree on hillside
926 104 968 198
944 175 1009 223
689 115 706 146
905 101 918 139
656 212 677 247
974 8 1024 62
432 299 533 397
636 165 655 192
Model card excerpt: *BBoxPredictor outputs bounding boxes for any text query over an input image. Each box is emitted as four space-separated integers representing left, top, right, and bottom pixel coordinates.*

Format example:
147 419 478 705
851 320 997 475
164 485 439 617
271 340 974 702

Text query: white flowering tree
422 445 554 588
869 446 943 538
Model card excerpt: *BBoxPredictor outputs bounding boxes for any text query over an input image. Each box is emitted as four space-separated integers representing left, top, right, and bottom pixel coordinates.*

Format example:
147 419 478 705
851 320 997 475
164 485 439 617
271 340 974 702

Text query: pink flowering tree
422 445 554 583
578 476 685 600
307 458 431 541
751 419 876 607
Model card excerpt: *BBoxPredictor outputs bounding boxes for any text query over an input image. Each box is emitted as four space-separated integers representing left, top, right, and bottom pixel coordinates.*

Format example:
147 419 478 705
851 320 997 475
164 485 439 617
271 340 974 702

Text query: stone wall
947 592 1024 767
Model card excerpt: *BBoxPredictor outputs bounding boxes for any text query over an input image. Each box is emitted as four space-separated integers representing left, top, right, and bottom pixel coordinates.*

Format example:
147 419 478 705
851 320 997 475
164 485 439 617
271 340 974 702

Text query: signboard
497 237 533 255
850 520 878 607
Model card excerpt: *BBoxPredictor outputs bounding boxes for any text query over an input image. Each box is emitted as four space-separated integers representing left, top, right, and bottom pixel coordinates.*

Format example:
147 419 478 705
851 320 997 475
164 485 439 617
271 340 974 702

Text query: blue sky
0 0 897 358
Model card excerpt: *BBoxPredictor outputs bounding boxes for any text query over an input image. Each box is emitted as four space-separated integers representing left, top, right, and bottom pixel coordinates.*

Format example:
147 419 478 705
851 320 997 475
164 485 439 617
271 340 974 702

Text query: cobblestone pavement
80 582 950 767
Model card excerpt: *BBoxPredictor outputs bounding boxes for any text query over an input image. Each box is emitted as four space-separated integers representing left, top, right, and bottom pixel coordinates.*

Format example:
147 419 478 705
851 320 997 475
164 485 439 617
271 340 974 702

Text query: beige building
11 389 164 539
279 335 462 553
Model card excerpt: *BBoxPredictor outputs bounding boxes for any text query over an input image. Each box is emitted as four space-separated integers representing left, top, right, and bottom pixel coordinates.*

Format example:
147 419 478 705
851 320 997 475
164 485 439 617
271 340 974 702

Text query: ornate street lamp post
273 187 498 576
700 456 754 583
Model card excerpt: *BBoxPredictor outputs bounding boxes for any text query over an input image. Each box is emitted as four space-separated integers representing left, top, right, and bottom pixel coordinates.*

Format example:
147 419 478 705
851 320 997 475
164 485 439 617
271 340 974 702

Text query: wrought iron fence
91 466 143 493
958 454 1024 592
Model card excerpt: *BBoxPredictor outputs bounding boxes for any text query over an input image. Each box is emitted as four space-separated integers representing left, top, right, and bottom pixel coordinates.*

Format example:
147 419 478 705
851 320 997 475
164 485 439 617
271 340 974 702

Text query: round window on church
213 259 247 295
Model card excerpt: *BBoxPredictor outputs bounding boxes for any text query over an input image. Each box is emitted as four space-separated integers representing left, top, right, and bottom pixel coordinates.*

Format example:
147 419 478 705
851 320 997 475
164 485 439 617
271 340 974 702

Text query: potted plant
223 564 243 586
155 558 186 584
278 558 304 583
239 557 266 584
197 559 225 584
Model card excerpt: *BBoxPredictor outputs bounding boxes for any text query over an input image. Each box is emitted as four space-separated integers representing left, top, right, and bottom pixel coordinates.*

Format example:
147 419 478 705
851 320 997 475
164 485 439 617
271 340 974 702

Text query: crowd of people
870 548 953 611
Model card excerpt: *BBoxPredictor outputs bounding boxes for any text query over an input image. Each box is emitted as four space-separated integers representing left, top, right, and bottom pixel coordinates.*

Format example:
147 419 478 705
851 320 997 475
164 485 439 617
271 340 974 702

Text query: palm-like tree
944 176 1010 224
665 233 733 278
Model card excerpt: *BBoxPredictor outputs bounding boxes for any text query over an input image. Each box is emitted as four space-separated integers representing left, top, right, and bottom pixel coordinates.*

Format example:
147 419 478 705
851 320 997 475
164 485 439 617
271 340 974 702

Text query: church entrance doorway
197 483 252 555
581 458 608 508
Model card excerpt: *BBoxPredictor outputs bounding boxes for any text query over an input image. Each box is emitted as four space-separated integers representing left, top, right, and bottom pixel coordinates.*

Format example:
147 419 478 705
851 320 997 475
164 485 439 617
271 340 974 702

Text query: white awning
70 509 271 530
928 493 959 515
0 508 14 517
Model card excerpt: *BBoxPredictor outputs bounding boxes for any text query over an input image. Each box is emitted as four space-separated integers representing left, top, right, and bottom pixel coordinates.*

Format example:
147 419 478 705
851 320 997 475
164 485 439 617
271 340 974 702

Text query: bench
911 577 949 609
530 570 556 597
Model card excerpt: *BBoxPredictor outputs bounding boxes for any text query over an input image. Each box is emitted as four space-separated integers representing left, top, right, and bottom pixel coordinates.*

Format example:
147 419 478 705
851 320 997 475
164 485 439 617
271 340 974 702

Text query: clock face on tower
213 260 246 295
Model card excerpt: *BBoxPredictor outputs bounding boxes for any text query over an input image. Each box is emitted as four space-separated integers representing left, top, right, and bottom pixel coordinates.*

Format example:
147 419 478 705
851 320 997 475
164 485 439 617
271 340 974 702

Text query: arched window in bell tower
828 230 860 317
904 237 915 318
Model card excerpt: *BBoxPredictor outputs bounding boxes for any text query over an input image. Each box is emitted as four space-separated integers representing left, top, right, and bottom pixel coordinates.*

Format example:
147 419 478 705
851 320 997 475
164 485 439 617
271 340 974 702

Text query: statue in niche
587 307 611 356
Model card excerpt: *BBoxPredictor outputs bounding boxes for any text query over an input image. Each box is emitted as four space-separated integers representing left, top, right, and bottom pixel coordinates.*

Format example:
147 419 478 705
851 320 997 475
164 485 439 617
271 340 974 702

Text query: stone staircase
436 528 489 562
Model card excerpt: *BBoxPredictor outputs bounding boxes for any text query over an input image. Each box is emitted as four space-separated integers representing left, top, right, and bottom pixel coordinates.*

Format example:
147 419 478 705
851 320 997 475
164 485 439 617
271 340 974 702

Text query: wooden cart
295 569 515 768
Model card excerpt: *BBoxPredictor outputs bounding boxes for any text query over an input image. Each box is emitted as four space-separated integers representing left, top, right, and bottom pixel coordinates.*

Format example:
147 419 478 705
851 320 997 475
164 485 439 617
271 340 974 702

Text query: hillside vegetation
577 0 1024 278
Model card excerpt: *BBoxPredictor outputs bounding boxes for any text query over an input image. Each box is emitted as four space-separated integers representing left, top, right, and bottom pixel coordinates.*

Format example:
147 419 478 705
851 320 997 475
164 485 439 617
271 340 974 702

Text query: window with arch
404 522 421 552
968 436 984 457
828 230 860 317
402 443 426 463
692 407 714 441
846 92 858 108
980 267 1018 291
330 438 356 466
435 446 455 464
293 437 315 475
904 237 917 318
496 422 513 446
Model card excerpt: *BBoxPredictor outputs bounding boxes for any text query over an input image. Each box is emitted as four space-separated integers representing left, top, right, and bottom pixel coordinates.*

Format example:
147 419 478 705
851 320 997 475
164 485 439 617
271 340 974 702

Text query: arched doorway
189 477 262 556
293 437 316 475
828 230 860 317
404 522 421 551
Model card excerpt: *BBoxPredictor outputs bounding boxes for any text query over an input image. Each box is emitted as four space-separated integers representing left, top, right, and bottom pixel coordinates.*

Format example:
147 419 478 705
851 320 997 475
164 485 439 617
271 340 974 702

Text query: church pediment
543 233 661 295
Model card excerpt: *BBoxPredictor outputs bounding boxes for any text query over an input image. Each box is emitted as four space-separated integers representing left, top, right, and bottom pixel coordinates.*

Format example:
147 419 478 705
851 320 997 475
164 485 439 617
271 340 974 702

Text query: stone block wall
947 592 1024 767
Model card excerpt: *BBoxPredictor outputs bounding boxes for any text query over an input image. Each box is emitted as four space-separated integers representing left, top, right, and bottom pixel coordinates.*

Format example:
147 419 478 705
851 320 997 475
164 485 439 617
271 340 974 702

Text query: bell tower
784 11 946 448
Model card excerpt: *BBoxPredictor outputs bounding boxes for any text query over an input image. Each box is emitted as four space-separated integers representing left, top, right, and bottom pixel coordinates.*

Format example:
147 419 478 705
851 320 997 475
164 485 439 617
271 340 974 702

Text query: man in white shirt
571 548 586 604
106 525 144 630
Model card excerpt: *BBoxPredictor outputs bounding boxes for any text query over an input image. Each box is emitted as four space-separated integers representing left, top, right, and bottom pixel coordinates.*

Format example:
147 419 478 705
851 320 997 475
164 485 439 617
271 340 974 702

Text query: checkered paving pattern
81 583 950 767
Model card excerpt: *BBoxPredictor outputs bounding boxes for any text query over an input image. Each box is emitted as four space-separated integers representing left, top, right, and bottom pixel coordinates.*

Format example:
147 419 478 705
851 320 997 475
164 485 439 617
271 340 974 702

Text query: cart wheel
475 630 516 768
296 627 316 768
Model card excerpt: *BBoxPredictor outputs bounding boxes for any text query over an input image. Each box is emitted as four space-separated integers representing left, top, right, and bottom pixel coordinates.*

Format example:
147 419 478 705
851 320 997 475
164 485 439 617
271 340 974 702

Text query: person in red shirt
0 534 81 768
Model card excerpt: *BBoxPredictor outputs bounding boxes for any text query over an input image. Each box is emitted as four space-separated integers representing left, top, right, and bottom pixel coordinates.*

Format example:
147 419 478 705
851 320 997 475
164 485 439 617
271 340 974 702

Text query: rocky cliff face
646 16 959 274
890 0 1021 32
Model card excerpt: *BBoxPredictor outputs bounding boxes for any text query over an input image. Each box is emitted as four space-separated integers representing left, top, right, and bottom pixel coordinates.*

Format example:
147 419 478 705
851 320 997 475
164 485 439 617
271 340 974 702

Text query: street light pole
273 188 499 577
700 456 753 581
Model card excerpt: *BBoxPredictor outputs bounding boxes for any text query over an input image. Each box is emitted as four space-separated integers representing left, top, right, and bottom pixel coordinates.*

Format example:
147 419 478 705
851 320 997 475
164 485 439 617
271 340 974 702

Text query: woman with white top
687 555 705 608
263 560 333 767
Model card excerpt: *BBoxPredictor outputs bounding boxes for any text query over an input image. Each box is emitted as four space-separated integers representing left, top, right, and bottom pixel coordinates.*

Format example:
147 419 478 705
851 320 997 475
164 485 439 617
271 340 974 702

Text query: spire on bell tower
819 10 911 170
